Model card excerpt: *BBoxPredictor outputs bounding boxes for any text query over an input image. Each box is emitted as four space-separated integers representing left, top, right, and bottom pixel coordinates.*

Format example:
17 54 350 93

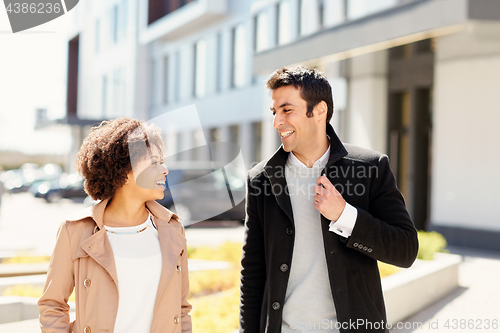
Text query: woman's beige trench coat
38 199 192 333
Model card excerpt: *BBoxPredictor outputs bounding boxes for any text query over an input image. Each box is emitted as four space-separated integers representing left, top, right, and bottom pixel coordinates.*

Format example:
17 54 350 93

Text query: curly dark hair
76 117 165 200
266 66 334 123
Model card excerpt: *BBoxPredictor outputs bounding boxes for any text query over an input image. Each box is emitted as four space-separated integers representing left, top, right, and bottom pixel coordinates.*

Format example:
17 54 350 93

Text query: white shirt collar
288 140 331 169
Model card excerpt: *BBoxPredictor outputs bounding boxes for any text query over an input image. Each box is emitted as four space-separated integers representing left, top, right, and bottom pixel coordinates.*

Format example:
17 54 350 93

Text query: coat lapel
81 229 119 286
153 216 186 310
264 147 295 224
264 124 348 224
74 199 119 286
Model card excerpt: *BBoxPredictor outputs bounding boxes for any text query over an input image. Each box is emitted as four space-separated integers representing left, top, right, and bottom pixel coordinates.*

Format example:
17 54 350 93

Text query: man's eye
284 109 291 112
272 111 276 116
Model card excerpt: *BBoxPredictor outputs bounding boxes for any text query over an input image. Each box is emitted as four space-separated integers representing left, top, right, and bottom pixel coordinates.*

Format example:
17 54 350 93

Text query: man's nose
273 112 283 129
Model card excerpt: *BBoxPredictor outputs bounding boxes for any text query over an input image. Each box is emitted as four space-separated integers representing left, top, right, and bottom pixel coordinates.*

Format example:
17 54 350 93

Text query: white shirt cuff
328 203 358 238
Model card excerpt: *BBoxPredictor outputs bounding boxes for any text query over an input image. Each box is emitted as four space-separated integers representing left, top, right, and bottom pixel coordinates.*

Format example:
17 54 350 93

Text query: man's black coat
239 124 418 333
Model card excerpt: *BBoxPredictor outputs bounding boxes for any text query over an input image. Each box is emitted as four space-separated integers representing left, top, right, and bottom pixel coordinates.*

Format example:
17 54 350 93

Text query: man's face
271 85 322 160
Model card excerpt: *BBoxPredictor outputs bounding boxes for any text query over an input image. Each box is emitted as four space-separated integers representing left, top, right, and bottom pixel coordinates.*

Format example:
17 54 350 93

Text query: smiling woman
38 117 192 333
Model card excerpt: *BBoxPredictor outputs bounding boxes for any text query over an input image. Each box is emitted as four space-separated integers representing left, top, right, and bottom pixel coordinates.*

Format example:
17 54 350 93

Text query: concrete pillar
347 50 388 153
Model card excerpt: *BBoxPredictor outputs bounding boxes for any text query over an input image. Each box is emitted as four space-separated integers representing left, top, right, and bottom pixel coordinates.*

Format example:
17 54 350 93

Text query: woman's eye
284 109 291 112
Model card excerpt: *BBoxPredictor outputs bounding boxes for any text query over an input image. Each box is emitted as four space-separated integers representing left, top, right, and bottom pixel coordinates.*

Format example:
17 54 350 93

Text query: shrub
417 230 447 260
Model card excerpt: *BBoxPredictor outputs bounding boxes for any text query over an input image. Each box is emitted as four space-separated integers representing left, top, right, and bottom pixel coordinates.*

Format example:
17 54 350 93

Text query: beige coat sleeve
38 222 75 332
180 227 192 333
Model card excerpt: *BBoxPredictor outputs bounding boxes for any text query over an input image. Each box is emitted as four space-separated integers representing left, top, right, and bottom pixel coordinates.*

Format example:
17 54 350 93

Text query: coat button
173 315 180 324
83 326 91 333
280 264 288 272
83 279 91 288
286 228 293 235
353 242 359 247
367 248 373 253
272 302 280 310
358 244 363 249
177 265 181 273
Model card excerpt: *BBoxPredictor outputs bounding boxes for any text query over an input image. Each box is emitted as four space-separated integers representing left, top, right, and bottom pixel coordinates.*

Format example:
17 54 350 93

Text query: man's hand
313 175 346 221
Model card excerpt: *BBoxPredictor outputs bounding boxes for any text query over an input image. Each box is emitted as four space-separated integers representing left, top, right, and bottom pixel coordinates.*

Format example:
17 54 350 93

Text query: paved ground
0 192 245 258
2 193 500 333
390 246 500 333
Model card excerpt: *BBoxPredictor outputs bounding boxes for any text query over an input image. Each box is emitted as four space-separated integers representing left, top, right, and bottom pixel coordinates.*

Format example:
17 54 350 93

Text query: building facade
65 0 500 250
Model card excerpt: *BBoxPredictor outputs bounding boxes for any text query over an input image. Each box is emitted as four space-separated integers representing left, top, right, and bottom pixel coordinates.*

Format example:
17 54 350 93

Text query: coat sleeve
180 226 193 333
38 222 75 333
239 175 267 333
346 154 419 268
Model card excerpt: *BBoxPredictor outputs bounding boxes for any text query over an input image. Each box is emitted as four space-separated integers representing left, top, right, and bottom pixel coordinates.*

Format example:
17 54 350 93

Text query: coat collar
66 199 178 229
68 199 184 295
263 123 347 223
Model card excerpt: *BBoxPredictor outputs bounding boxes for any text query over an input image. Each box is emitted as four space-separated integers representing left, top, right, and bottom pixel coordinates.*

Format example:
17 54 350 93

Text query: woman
38 118 192 333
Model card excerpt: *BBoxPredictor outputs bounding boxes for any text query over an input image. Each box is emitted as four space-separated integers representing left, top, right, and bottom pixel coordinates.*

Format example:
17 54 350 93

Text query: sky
0 6 71 155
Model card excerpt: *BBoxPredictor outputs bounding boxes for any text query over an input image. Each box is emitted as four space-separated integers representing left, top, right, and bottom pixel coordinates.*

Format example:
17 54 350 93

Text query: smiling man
239 67 418 333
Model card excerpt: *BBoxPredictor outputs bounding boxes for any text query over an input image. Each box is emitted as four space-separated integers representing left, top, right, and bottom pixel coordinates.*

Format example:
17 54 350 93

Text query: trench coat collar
66 198 178 230
67 199 184 295
263 123 348 223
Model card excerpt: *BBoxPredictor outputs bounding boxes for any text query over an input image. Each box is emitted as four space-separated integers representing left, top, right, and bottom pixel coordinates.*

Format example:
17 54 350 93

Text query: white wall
431 22 500 231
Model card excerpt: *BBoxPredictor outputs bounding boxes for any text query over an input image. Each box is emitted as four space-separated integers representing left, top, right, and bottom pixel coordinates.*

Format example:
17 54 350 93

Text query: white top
104 215 162 333
281 145 358 332
288 146 358 238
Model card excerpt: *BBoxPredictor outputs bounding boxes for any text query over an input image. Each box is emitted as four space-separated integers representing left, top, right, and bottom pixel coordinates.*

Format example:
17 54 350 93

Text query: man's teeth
280 130 294 137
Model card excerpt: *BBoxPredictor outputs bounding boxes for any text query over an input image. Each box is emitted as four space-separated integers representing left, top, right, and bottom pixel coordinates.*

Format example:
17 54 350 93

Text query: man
239 67 418 333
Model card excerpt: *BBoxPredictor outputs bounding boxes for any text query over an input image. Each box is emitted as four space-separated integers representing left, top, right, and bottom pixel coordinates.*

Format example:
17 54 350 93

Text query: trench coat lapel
81 229 119 286
152 215 186 310
76 199 119 286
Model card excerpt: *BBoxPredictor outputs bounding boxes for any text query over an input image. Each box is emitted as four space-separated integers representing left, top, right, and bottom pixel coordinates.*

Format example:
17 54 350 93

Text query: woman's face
130 146 168 200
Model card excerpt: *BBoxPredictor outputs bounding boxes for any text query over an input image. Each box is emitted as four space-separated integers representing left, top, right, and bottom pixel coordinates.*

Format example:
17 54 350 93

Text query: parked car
1 163 61 193
31 174 86 203
156 162 246 226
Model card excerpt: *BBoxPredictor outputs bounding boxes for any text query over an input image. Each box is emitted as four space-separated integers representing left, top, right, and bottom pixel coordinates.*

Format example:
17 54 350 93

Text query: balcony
142 0 228 43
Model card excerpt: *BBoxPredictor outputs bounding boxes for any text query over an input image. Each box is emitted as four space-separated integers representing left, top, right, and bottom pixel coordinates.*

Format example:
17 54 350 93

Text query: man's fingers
317 175 333 189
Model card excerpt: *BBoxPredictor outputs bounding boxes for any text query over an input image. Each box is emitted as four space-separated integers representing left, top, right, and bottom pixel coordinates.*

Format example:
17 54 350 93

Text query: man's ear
315 101 327 120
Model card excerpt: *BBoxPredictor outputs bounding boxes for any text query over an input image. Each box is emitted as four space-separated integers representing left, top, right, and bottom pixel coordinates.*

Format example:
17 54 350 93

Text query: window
102 75 108 117
254 11 270 52
299 0 319 36
113 69 124 116
322 0 347 28
347 0 398 20
95 19 100 53
174 51 181 102
194 39 207 98
163 56 169 104
112 5 119 44
231 24 247 88
277 0 292 46
149 59 156 109
216 32 223 92
121 0 128 39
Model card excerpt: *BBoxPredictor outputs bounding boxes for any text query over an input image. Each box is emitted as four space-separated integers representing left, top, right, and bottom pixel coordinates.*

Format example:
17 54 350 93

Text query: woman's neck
103 191 149 227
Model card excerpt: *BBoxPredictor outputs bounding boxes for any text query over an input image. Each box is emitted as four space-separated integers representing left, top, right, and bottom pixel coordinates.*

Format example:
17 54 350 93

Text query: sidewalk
1 246 499 332
391 246 500 332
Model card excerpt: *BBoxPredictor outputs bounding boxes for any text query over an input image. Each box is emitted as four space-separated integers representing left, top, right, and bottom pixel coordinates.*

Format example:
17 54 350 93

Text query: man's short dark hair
266 66 334 123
